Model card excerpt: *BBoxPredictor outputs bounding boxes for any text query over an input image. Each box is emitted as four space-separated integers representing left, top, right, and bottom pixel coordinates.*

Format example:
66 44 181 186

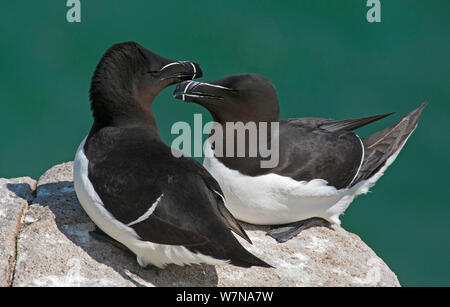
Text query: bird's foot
266 217 333 243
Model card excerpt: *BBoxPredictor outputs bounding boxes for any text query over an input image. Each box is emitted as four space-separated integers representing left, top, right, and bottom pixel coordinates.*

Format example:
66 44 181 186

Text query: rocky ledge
0 162 400 287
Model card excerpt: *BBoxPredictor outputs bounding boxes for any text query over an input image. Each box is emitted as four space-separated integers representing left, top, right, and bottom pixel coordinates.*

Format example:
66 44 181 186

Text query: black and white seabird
173 73 428 242
73 43 270 268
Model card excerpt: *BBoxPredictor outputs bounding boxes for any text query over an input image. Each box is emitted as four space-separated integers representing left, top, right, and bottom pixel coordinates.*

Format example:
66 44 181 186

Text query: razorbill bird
73 43 270 268
173 73 428 242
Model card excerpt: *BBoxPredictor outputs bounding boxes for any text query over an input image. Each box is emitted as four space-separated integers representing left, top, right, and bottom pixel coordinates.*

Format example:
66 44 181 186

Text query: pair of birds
74 42 426 269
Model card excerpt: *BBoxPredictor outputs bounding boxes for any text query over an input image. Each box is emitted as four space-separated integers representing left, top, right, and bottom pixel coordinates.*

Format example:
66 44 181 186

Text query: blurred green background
0 1 448 286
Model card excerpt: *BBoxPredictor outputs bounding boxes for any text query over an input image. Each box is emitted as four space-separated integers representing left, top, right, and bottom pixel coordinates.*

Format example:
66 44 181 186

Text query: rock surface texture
0 162 400 287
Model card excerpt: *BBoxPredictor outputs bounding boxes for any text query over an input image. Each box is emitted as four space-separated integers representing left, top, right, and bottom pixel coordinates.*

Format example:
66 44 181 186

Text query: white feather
347 135 365 187
127 194 163 227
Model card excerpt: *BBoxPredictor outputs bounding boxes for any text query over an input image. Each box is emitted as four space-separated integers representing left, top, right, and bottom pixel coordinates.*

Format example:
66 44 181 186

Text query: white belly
203 140 406 225
73 137 227 268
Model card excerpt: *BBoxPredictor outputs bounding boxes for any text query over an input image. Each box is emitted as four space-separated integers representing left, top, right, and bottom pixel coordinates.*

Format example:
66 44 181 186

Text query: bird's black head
90 42 202 127
173 73 279 124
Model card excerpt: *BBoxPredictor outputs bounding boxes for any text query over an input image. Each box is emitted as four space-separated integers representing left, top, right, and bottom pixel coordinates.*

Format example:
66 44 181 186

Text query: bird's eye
148 70 160 76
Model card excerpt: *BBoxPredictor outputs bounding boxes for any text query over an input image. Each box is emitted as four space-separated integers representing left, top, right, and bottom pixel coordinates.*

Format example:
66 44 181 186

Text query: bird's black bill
160 61 203 81
173 80 227 102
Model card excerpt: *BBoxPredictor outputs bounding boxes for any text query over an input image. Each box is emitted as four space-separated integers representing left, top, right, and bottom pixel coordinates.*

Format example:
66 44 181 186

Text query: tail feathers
216 202 253 245
227 244 273 268
320 112 395 132
192 237 273 268
188 223 273 268
212 189 253 244
352 101 428 185
221 231 273 268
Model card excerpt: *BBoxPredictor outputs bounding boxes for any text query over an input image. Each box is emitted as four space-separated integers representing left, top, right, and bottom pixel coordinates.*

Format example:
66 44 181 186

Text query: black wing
84 125 253 244
272 119 363 189
318 112 394 132
84 128 209 246
215 113 396 190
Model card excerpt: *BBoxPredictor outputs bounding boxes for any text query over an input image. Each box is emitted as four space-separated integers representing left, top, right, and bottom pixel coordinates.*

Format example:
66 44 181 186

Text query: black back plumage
212 119 363 189
85 125 269 267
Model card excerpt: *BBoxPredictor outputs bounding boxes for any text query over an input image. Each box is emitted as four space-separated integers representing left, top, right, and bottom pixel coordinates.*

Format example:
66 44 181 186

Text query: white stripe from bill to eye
181 94 212 99
127 193 164 227
200 83 232 90
160 62 179 72
347 135 365 188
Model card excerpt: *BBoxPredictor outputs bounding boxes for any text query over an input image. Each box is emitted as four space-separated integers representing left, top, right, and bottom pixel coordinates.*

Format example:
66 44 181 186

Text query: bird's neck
89 69 159 130
91 96 158 129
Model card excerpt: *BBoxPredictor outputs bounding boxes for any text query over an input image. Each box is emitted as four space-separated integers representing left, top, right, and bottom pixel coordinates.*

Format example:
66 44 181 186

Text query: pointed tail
194 231 273 268
351 101 428 186
227 241 273 268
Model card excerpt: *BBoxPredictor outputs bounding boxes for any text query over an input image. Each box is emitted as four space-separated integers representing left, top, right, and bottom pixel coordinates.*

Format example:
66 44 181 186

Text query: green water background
0 1 448 286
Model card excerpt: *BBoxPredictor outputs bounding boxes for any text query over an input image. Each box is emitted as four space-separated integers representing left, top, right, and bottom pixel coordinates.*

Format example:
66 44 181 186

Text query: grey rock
0 176 36 287
5 162 400 287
